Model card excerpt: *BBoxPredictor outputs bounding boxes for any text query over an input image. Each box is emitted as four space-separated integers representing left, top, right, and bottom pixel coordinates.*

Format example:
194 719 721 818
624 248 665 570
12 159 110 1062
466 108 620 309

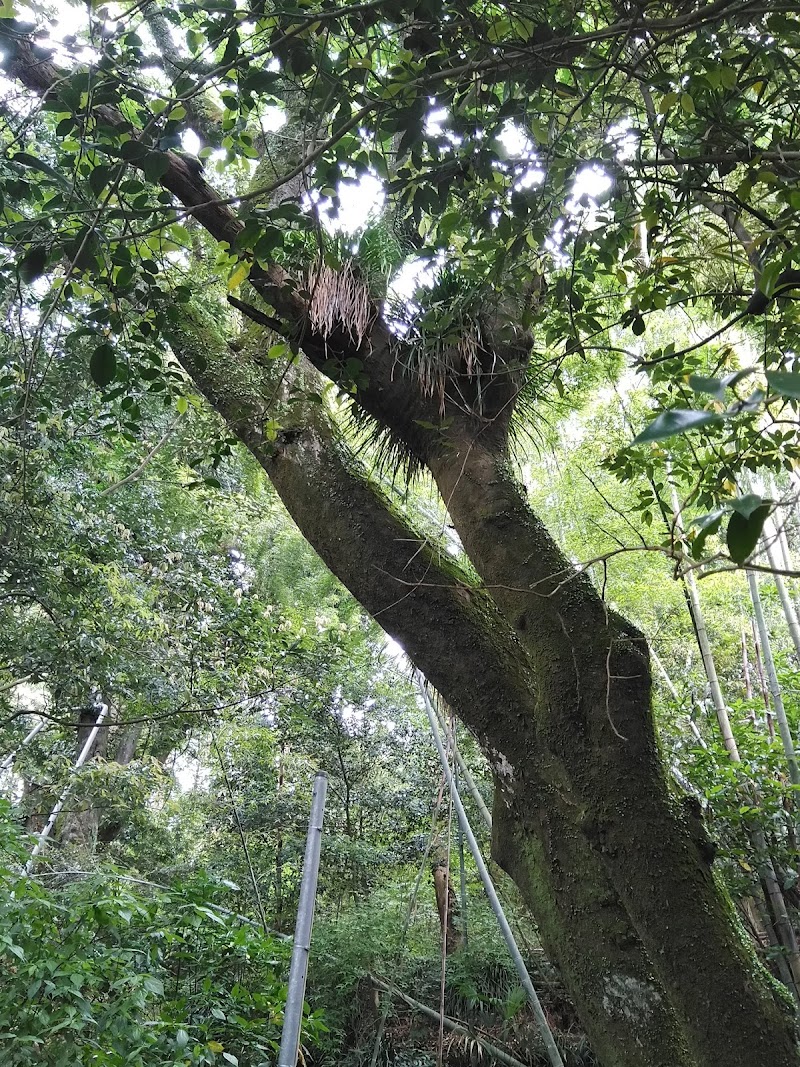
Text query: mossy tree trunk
173 315 796 1067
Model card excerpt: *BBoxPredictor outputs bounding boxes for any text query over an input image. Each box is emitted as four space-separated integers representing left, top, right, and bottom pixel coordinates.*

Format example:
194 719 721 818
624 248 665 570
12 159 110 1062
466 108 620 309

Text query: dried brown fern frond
306 257 375 347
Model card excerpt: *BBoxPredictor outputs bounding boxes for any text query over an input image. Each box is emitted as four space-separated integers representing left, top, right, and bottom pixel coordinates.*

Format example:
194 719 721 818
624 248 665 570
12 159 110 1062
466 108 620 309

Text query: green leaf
726 504 771 564
766 371 800 399
227 262 250 291
89 165 113 197
631 409 722 445
18 246 48 284
89 343 117 389
64 226 101 271
690 508 725 559
758 260 783 298
194 905 225 925
12 152 66 186
120 140 147 163
142 152 170 182
727 493 766 519
688 374 726 401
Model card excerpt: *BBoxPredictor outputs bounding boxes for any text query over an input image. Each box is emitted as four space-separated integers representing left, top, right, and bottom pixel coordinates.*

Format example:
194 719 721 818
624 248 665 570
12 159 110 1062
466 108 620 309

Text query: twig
97 418 180 499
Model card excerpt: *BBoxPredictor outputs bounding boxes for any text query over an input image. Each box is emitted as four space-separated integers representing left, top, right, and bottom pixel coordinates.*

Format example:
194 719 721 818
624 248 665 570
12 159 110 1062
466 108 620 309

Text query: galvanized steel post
278 770 328 1067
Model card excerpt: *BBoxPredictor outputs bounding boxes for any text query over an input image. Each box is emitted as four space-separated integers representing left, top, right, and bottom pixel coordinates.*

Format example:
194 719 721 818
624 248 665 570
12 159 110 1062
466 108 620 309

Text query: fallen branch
368 974 535 1067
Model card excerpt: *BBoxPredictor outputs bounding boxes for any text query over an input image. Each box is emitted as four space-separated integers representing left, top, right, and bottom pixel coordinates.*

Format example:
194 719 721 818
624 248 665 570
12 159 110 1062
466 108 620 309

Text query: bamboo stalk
762 523 800 665
650 647 680 702
454 762 469 949
767 473 800 619
749 474 800 663
670 482 740 760
753 895 796 993
368 995 391 1067
278 771 327 1067
747 571 800 787
650 647 707 748
671 478 800 995
751 619 775 737
741 627 754 702
758 853 800 998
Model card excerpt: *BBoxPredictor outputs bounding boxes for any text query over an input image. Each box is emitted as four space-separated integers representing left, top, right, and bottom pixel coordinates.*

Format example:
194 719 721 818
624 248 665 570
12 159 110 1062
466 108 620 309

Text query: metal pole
454 762 469 950
1 718 45 772
25 703 108 874
278 770 328 1067
417 675 565 1067
434 701 492 831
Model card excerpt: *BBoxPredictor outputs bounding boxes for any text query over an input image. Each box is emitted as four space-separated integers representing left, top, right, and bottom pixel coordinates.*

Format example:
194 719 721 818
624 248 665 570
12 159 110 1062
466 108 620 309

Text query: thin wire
208 723 269 935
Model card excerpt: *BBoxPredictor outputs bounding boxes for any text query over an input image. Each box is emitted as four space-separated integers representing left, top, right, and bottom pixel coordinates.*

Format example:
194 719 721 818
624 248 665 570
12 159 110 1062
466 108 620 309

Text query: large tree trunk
173 315 794 1066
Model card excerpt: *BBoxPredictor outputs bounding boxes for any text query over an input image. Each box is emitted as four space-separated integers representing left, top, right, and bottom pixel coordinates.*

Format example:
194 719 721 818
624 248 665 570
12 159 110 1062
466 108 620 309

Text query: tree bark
59 704 109 850
426 433 797 1066
431 848 462 954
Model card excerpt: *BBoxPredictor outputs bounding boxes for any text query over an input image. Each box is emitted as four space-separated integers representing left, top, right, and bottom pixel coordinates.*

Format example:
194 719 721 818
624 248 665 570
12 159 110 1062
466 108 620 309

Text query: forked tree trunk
176 328 695 1067
173 318 797 1067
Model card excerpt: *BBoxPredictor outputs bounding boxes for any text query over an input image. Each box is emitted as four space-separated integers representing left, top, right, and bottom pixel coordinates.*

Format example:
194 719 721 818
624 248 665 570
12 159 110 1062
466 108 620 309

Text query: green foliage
0 801 327 1067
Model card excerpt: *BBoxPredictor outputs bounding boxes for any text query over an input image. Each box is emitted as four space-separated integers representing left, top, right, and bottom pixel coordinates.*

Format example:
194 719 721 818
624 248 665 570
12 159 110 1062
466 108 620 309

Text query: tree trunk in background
431 847 462 954
59 704 109 851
